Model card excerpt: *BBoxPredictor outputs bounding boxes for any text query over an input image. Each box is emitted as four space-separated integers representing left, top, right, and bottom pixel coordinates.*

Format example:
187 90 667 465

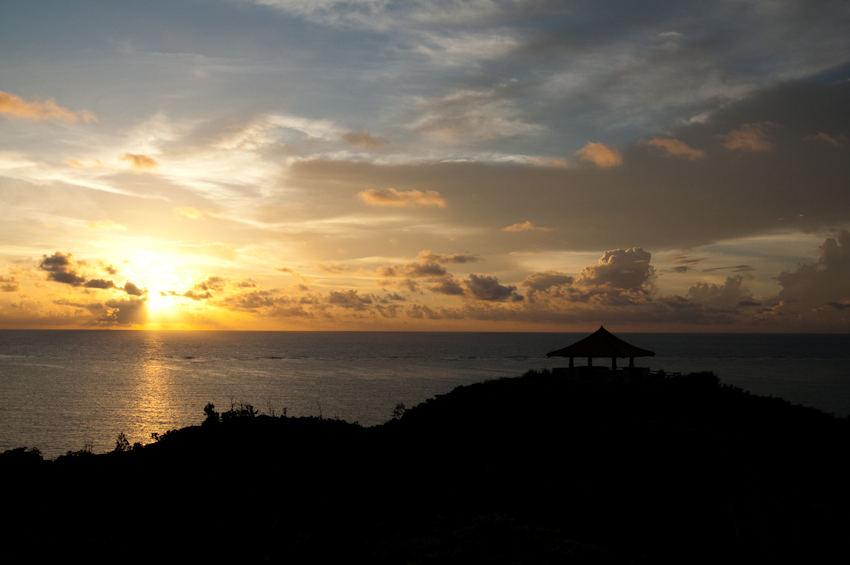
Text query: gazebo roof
546 326 655 358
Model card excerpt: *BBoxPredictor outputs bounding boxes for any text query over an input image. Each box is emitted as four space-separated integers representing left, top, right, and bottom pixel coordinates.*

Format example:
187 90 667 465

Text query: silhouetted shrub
203 402 220 425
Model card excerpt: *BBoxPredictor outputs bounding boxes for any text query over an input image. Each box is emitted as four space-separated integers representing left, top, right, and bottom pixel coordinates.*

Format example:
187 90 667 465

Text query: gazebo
547 326 655 371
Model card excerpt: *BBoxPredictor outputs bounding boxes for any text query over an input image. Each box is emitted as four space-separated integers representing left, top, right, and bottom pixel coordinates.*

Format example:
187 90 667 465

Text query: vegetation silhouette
1 370 848 563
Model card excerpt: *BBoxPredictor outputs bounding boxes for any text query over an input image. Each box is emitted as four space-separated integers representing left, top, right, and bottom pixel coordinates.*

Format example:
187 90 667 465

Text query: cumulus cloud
640 138 705 160
327 289 374 310
501 221 552 233
687 275 754 309
464 274 523 302
428 276 465 296
776 230 850 308
0 276 20 292
575 142 623 168
39 252 88 286
0 90 96 122
357 187 446 207
804 132 847 147
119 152 159 172
407 304 442 319
123 280 147 296
341 131 389 149
720 123 773 152
576 247 655 291
521 270 574 292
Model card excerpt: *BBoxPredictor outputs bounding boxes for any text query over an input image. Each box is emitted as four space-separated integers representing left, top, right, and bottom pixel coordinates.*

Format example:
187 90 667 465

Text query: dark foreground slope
2 371 849 563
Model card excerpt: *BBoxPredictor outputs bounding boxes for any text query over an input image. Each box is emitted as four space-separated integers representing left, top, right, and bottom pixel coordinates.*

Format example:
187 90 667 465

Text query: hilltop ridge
2 370 848 563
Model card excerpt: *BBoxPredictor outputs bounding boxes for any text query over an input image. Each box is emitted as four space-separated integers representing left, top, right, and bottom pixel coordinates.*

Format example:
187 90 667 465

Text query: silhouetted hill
2 370 848 563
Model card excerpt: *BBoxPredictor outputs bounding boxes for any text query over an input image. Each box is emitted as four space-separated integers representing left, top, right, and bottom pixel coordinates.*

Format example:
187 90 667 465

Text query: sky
1 0 849 332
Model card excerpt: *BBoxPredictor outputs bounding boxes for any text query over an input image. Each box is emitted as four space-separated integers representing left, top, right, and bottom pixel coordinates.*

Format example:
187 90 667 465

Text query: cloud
38 252 87 286
87 220 127 231
575 142 623 168
0 276 20 292
407 304 442 319
702 265 755 273
415 250 480 264
720 123 773 152
0 90 95 122
119 152 159 172
96 297 148 326
327 289 373 310
123 280 147 297
84 278 117 290
577 247 655 291
776 230 850 308
687 275 753 309
501 221 552 232
357 187 446 207
341 131 389 149
314 263 349 274
640 138 705 160
428 276 465 296
805 132 846 147
463 274 523 302
173 206 204 219
66 159 102 169
521 271 574 292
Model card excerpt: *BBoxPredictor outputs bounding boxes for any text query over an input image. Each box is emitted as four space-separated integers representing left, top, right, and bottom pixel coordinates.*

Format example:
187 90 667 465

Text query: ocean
1 330 848 458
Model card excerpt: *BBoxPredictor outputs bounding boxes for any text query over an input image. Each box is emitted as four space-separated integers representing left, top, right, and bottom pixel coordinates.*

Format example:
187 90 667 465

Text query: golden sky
2 1 850 331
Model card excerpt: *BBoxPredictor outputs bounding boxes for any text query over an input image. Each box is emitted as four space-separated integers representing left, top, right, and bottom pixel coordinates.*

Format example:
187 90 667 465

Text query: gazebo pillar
611 357 617 370
587 356 593 367
629 357 635 368
569 357 574 368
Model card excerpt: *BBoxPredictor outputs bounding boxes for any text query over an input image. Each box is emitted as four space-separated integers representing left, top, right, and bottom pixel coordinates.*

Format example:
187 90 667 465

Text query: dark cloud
428 276 465 296
702 265 755 272
39 251 121 290
95 297 148 326
407 304 441 320
122 281 146 296
0 276 20 292
85 278 116 290
464 274 523 302
39 252 86 286
776 230 850 309
327 289 373 310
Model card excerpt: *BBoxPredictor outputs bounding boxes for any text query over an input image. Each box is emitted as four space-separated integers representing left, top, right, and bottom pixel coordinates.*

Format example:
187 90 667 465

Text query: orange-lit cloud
119 152 159 172
502 221 552 232
65 158 103 169
87 220 126 231
641 137 706 160
173 206 203 219
0 90 96 122
575 142 623 168
357 187 446 207
720 123 773 152
341 131 389 149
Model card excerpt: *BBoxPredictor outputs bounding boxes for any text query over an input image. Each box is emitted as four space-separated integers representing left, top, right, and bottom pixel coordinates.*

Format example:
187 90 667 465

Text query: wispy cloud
641 138 705 160
358 187 446 207
502 221 552 233
0 90 96 122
